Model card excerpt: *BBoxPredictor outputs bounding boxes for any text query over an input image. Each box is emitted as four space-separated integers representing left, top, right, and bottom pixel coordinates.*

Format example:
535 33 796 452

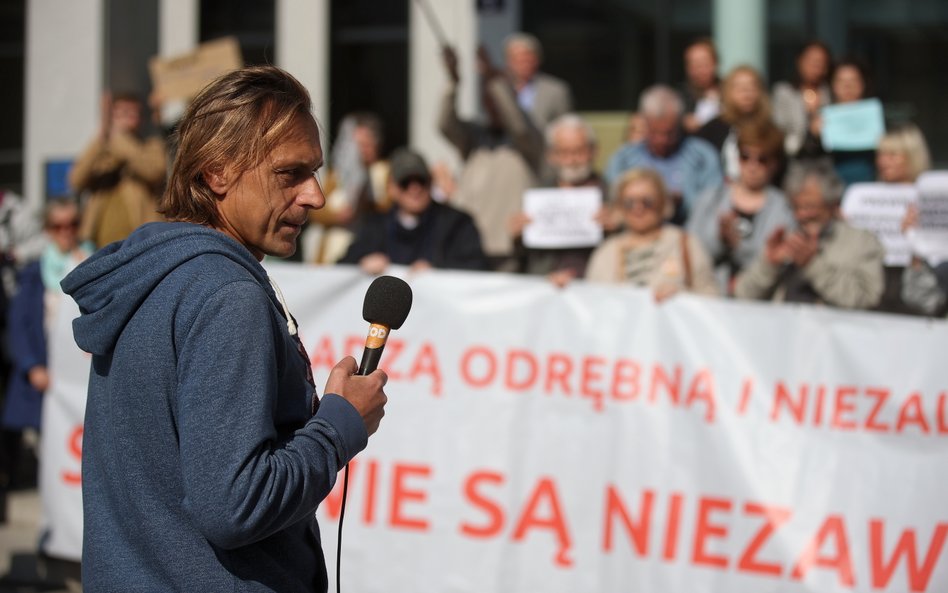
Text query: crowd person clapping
735 161 884 308
688 121 794 295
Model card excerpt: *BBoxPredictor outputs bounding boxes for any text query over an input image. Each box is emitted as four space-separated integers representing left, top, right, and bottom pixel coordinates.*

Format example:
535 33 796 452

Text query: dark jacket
340 201 488 271
3 262 45 430
62 221 366 592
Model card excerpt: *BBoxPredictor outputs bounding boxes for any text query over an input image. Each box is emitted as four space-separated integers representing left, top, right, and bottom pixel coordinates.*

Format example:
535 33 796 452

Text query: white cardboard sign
522 187 603 249
840 182 918 266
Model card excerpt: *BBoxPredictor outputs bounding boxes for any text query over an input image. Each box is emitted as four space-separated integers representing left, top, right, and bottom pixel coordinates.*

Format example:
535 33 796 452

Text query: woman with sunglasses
2 198 92 521
687 122 794 295
585 168 718 301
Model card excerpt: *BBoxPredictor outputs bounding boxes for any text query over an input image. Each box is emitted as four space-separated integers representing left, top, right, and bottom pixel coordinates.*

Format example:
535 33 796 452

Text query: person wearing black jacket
340 148 488 273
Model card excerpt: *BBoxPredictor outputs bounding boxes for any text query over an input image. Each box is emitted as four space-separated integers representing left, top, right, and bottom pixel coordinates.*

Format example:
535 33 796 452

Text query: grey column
277 0 330 137
713 0 767 76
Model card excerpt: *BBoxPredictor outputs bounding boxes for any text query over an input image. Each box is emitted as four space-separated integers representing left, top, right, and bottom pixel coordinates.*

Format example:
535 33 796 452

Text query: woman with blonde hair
885 123 936 314
586 168 718 301
877 123 931 184
697 65 773 180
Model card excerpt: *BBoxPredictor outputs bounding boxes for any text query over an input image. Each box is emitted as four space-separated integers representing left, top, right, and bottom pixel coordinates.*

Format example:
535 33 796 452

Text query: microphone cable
336 463 350 593
336 275 412 593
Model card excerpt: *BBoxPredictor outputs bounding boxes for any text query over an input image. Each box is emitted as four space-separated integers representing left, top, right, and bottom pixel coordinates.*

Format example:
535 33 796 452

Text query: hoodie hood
62 222 270 356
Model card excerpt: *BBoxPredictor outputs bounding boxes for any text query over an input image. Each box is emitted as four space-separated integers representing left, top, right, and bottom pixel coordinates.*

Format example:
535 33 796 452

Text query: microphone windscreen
362 276 413 329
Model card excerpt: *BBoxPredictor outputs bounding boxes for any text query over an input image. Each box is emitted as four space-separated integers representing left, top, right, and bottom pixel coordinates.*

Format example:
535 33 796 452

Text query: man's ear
203 166 230 195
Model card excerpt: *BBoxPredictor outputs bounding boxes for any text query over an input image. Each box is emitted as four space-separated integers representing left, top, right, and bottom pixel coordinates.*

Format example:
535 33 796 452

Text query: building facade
6 0 947 211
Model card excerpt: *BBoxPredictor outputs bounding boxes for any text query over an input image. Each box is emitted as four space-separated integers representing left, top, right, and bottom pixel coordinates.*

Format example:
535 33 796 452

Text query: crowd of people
0 33 944 530
311 35 938 313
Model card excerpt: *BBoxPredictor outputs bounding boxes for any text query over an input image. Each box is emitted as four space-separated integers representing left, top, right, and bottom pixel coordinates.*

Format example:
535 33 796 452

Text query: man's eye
277 169 303 181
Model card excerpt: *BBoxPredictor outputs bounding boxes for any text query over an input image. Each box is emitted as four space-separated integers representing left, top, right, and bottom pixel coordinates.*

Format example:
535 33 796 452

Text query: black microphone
358 276 413 376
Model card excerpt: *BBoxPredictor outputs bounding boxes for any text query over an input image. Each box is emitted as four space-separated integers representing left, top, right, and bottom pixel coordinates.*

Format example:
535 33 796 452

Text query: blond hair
612 167 670 216
878 123 931 182
720 65 771 127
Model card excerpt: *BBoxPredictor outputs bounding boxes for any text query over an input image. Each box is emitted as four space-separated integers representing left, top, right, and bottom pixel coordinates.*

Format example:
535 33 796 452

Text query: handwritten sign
840 182 918 266
522 187 603 249
149 37 243 103
820 98 885 151
908 171 948 266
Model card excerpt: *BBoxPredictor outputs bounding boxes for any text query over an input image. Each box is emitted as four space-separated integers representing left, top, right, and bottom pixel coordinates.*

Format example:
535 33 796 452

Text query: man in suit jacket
505 32 573 129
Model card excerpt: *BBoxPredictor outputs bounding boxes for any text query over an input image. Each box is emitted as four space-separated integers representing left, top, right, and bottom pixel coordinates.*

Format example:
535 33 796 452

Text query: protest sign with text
841 182 917 266
522 187 603 249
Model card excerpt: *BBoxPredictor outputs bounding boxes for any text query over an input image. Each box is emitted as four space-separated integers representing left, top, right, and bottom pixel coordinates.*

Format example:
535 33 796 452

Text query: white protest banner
840 182 917 266
821 99 885 152
908 171 948 266
522 187 603 248
264 264 948 593
47 265 948 592
39 295 87 562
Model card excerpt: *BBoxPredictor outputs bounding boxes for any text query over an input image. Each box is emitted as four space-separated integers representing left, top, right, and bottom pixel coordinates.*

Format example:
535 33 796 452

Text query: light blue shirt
517 80 537 113
605 136 723 216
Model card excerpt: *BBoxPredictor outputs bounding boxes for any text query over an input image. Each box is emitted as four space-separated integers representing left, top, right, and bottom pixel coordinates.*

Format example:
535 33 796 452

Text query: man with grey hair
543 113 602 188
440 43 544 271
605 84 722 224
505 32 573 128
508 113 607 284
735 162 884 308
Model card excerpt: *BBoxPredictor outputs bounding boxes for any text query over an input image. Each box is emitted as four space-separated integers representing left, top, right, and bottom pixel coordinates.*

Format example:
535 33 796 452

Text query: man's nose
299 175 326 209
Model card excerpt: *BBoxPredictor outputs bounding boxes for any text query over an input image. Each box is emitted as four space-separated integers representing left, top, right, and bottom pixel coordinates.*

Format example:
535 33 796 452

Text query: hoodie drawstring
268 276 298 336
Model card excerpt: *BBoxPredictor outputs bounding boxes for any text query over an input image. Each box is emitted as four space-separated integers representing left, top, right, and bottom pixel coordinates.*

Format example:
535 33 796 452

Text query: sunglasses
47 221 80 232
397 175 430 190
739 152 773 165
618 196 659 211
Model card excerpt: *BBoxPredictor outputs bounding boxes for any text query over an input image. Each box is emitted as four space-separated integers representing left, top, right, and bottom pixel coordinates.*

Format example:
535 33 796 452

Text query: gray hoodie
62 221 366 592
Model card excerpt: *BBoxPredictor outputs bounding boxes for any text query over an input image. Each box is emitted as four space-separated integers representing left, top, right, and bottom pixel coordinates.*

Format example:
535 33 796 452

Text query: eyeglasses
739 152 773 165
618 196 659 211
397 175 429 190
47 221 80 232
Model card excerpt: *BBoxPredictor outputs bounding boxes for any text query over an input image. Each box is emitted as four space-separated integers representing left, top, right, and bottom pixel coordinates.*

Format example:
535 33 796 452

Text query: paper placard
148 37 243 103
908 171 948 266
840 182 918 266
522 187 603 249
820 98 885 151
